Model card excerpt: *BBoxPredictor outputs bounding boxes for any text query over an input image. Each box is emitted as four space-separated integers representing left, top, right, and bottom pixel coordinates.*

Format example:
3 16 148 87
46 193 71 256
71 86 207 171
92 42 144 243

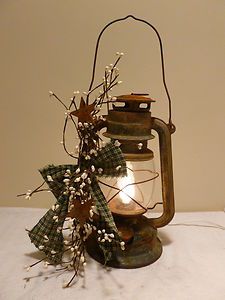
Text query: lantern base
86 215 162 268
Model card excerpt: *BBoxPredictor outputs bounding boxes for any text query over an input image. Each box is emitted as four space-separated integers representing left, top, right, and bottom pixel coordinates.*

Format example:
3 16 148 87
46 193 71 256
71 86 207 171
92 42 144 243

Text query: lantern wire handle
87 15 175 132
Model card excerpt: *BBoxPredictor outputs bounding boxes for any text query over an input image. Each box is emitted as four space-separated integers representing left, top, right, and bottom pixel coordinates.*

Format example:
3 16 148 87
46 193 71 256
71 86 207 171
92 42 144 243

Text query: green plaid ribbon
40 164 76 198
90 177 120 262
29 165 77 263
28 141 126 264
28 195 68 263
93 141 127 177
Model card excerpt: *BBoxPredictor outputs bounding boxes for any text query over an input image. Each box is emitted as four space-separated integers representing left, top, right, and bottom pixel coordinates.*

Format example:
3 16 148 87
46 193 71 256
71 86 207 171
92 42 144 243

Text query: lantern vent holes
112 94 155 113
139 103 148 109
112 102 126 110
113 100 151 112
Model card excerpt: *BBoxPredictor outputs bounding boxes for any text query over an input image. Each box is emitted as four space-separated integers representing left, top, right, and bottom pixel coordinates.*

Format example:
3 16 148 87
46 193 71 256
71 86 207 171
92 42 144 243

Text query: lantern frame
86 15 176 268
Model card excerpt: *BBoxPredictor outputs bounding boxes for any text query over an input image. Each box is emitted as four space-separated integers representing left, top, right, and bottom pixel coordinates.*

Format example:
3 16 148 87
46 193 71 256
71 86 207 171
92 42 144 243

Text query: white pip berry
95 104 101 111
65 110 71 116
80 182 86 189
47 175 54 182
57 227 62 233
55 204 60 210
98 168 103 174
90 149 97 156
74 177 81 183
86 178 92 184
120 241 125 250
25 266 31 272
25 190 32 200
44 235 49 241
62 282 69 288
111 96 117 101
138 142 143 150
53 216 58 222
75 167 80 174
116 52 124 57
114 140 121 147
81 172 88 180
63 178 70 184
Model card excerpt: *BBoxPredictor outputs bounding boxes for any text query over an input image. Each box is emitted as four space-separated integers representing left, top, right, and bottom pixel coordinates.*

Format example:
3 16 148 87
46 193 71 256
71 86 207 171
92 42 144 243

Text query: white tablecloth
0 207 224 300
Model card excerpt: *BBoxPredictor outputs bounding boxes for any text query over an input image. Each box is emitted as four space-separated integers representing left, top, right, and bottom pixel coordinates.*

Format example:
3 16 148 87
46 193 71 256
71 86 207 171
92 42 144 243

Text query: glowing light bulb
117 162 135 204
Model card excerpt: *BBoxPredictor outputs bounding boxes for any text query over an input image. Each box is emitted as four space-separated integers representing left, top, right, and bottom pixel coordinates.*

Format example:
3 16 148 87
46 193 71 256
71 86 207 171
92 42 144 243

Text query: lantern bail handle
87 15 175 132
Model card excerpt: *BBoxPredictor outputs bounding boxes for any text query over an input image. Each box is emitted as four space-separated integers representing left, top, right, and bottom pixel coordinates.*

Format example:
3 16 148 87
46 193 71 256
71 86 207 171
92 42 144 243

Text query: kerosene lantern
86 15 175 268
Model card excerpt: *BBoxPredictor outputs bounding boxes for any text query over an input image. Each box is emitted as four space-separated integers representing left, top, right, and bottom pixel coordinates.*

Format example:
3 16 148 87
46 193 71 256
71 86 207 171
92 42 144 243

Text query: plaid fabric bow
28 142 126 264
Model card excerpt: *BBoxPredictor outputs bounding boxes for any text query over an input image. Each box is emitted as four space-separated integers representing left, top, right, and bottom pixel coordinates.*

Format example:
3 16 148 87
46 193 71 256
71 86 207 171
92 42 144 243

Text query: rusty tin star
70 97 96 123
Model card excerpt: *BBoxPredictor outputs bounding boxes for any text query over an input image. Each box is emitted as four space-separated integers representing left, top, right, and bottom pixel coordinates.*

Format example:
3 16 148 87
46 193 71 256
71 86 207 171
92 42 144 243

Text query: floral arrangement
19 52 127 287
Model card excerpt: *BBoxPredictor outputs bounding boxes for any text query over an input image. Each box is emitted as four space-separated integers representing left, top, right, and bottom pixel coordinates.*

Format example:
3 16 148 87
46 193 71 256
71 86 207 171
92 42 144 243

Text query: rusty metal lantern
86 15 176 268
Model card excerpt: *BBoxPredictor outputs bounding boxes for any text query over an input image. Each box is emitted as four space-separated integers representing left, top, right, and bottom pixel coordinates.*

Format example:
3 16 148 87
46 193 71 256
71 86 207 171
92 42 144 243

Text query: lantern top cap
115 93 155 103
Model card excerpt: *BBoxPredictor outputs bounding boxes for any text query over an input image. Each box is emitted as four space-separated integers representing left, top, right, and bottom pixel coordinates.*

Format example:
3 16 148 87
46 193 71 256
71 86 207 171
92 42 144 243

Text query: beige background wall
0 0 224 211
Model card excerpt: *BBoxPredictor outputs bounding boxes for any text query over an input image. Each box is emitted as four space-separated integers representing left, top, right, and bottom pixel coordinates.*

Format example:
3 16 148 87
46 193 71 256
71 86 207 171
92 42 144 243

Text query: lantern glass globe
100 159 158 216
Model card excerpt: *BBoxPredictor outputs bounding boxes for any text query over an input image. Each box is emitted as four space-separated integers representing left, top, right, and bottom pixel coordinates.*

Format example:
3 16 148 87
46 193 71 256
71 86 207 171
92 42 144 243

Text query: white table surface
0 207 224 300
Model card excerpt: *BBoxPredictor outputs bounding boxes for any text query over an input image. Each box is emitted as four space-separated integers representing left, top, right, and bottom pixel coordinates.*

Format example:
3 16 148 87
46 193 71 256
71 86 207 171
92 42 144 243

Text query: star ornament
67 199 93 227
70 97 95 123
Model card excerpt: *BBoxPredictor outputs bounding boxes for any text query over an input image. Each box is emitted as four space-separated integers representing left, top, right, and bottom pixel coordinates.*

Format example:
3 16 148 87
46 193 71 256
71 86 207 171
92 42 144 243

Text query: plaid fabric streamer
94 141 127 177
90 142 127 261
29 165 76 264
90 177 120 262
28 142 126 264
28 195 68 264
39 164 76 198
